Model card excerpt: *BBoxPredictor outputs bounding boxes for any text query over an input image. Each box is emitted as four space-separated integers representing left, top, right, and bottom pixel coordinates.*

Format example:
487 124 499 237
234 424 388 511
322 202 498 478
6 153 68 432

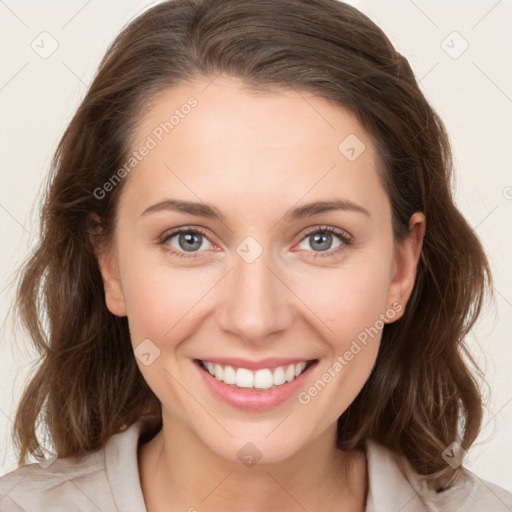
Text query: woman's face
97 75 424 464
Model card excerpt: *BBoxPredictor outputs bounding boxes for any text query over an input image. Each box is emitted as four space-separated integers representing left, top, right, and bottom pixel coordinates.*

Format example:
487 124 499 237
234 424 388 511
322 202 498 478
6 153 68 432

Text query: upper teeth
202 361 309 390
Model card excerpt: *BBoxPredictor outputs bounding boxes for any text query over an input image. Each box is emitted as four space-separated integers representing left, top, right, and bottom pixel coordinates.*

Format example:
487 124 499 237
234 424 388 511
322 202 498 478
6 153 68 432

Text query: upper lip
196 357 318 371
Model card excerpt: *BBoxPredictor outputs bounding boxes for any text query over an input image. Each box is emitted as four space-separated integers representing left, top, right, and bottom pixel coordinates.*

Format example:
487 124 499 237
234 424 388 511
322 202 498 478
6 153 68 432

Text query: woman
1 0 511 510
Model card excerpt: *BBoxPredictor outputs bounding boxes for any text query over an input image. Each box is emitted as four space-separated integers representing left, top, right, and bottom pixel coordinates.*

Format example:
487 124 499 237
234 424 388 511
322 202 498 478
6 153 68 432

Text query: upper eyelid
161 225 351 250
301 225 351 239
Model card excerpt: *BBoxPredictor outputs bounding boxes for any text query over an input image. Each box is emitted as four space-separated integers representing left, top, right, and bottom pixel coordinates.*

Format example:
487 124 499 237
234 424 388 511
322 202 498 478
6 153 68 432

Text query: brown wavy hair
10 0 492 487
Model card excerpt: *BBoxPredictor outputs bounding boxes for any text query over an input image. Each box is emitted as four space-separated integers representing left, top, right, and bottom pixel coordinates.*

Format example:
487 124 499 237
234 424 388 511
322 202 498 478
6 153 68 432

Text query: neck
138 414 368 512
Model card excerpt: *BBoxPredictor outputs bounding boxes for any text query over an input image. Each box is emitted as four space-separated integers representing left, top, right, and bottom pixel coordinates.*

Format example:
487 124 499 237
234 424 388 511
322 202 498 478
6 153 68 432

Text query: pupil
180 232 201 251
177 232 332 252
312 233 331 251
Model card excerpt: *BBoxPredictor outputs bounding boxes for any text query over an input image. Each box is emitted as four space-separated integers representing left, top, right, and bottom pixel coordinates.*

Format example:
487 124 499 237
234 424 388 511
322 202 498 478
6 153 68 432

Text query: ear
89 220 127 317
385 211 426 322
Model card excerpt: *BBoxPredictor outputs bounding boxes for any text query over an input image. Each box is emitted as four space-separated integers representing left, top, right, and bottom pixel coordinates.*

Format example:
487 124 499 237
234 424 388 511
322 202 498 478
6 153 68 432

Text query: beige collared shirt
1 414 511 511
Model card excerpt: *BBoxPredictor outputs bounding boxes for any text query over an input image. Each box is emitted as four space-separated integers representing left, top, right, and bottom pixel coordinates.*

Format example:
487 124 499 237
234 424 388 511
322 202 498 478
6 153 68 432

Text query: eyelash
158 225 352 260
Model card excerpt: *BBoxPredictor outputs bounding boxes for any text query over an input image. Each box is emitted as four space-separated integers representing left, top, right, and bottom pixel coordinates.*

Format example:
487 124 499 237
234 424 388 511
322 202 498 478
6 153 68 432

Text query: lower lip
194 359 318 411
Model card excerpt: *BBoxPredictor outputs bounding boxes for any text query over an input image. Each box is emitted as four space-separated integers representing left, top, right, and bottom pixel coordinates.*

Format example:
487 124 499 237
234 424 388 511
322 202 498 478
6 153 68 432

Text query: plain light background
0 0 511 493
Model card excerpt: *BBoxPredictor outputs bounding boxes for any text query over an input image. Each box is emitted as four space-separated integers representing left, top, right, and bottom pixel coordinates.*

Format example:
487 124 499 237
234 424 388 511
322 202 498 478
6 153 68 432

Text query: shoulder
432 470 512 511
364 439 512 511
0 414 159 512
0 449 116 512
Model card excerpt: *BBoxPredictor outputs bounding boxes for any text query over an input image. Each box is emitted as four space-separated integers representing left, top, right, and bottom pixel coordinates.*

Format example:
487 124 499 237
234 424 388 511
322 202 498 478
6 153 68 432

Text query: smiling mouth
195 358 318 391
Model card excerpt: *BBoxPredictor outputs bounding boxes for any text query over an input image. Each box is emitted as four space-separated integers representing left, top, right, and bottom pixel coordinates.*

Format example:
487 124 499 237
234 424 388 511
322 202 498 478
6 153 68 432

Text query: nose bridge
218 240 293 341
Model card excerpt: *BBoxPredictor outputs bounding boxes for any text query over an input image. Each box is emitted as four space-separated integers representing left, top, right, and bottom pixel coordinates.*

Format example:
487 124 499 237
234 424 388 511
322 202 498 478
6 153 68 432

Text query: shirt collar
364 438 479 511
106 416 477 512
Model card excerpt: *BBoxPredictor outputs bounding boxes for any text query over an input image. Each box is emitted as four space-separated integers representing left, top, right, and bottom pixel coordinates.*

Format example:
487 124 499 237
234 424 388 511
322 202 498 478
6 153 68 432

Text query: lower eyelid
294 236 350 257
160 227 351 257
164 231 213 251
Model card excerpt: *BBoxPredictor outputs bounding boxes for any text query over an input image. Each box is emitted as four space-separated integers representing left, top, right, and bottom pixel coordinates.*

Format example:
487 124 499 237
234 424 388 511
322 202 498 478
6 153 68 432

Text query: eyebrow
140 198 371 221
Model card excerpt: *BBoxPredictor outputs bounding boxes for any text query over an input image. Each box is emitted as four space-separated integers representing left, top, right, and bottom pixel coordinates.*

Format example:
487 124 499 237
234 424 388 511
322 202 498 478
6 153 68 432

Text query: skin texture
95 75 426 512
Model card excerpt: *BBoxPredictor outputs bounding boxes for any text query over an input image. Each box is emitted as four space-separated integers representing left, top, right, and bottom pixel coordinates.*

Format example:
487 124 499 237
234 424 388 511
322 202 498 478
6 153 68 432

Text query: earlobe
385 212 426 321
90 231 127 317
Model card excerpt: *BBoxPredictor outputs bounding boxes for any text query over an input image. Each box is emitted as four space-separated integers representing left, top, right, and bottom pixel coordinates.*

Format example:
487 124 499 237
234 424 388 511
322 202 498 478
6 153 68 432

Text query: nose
217 248 295 344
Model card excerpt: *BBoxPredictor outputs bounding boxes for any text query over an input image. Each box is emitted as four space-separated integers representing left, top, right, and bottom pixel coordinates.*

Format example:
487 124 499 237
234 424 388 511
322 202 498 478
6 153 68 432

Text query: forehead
121 76 388 223
133 76 372 158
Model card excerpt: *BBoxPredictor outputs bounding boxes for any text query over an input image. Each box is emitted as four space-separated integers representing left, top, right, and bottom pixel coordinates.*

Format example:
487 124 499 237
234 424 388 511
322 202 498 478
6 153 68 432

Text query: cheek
288 257 392 343
121 264 216 417
290 264 390 419
122 244 393 347
122 265 214 345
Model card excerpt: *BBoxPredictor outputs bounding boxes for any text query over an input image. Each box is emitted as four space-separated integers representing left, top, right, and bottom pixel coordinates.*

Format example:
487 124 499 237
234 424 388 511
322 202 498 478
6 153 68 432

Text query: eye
159 227 214 259
295 226 352 258
158 225 352 260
